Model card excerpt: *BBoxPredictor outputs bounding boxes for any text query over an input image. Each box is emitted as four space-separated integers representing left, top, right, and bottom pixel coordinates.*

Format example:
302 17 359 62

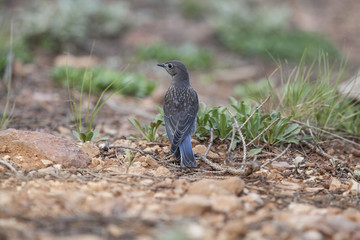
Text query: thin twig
180 174 228 180
225 152 279 160
82 169 160 190
205 128 214 157
196 168 227 174
198 155 248 175
107 144 172 166
109 145 158 159
301 140 338 161
261 143 291 168
251 153 278 158
226 124 237 160
305 122 324 155
293 119 360 148
103 172 167 180
162 154 174 161
197 129 254 176
157 154 175 164
247 118 280 146
114 148 124 165
239 96 270 130
200 155 257 176
225 96 270 164
227 108 247 166
0 158 19 175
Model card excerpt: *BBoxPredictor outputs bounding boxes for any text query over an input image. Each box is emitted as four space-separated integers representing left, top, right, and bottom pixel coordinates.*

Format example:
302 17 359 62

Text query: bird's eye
167 63 173 69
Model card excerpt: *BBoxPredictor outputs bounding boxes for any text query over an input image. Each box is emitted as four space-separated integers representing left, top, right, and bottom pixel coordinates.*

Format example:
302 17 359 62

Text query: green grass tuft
65 65 131 142
270 53 360 135
52 66 156 98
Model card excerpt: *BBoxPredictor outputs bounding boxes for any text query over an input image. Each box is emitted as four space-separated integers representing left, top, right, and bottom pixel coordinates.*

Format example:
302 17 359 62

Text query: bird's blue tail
179 135 197 167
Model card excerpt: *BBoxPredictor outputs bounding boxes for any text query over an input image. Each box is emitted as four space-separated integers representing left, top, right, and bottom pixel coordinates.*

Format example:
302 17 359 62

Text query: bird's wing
164 88 198 151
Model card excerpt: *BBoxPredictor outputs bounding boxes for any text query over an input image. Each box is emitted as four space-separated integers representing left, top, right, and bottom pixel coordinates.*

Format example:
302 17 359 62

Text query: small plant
128 109 164 142
230 99 307 145
195 102 214 140
132 99 306 146
230 99 264 142
72 129 106 143
128 118 163 142
136 43 214 70
196 99 307 146
53 66 156 98
66 65 127 142
196 106 234 141
271 53 360 135
248 148 262 156
263 112 305 145
125 149 137 173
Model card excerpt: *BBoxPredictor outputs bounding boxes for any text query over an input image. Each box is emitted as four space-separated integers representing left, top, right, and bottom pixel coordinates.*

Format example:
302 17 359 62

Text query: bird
157 60 199 167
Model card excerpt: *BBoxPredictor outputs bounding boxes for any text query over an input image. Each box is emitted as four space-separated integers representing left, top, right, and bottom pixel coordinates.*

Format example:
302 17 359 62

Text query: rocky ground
1 127 360 240
1 0 360 239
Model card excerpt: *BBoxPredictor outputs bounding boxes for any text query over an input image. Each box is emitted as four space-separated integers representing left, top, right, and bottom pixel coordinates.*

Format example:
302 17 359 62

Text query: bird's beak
157 63 166 68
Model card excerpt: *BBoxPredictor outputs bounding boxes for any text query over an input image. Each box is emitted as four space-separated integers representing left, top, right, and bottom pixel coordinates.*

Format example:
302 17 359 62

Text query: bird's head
157 60 189 79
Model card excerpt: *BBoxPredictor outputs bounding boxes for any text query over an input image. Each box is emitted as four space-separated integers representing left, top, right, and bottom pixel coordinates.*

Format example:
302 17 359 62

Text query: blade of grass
85 74 92 128
1 21 14 129
86 64 129 133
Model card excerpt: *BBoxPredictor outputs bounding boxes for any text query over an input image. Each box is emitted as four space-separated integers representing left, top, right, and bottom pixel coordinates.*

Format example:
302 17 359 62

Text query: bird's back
164 85 198 117
164 84 198 147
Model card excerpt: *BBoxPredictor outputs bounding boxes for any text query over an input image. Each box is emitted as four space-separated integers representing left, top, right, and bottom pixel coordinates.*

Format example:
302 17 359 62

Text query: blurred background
0 0 359 136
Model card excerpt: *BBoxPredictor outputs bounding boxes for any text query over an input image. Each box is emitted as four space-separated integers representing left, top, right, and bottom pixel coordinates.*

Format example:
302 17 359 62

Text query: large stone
187 177 245 197
0 129 90 169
